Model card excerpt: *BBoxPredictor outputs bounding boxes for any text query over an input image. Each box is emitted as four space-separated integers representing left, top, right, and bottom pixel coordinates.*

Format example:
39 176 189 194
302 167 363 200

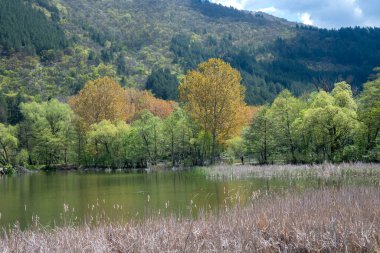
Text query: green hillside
0 0 379 112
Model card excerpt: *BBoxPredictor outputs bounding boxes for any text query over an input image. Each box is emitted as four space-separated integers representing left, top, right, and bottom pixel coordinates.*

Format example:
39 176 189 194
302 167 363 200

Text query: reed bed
1 187 379 252
204 162 380 180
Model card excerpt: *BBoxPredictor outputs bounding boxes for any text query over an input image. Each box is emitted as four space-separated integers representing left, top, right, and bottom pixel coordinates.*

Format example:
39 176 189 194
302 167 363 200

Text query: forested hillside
0 0 67 54
0 0 379 124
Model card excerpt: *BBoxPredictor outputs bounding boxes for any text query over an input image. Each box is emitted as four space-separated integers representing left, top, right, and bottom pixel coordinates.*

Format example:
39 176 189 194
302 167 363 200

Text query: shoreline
2 162 380 177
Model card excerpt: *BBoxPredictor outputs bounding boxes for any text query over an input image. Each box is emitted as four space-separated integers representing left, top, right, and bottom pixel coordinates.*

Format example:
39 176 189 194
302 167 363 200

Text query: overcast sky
211 0 380 28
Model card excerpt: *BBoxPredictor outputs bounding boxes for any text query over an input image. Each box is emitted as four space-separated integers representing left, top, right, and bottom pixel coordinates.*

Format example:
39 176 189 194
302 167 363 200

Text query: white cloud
299 12 314 25
212 0 246 10
256 6 278 14
354 7 363 18
210 0 380 28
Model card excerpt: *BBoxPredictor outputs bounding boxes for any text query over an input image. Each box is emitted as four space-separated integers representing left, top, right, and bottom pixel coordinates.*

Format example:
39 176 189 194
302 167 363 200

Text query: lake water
0 169 372 229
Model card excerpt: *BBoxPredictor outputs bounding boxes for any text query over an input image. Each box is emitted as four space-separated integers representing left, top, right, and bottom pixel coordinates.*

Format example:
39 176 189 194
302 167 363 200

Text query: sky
210 0 380 28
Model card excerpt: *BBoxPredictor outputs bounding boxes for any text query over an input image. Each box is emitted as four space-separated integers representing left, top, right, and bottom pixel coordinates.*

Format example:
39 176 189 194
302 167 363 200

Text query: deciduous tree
0 123 18 165
301 83 359 162
268 90 303 163
132 111 163 165
244 106 274 164
163 107 193 166
20 99 75 165
124 88 175 121
179 58 248 163
358 71 380 160
68 77 132 126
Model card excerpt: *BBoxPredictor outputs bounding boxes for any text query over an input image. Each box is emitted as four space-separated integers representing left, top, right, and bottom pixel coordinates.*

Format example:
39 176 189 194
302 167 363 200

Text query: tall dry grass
204 162 380 180
1 187 379 252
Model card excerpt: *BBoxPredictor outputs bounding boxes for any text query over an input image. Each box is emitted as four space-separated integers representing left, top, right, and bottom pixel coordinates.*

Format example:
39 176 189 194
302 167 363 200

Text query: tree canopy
68 77 131 126
179 58 248 162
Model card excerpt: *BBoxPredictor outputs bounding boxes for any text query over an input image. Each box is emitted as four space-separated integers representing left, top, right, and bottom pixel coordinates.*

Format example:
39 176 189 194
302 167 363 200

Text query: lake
0 168 375 229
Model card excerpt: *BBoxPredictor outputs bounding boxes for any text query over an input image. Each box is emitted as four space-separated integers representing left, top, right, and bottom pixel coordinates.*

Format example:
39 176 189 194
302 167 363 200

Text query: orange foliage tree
125 88 175 122
246 106 261 123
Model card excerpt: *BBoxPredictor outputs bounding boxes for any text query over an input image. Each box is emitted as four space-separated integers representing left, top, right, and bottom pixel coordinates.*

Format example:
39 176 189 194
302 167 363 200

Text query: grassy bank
1 187 379 252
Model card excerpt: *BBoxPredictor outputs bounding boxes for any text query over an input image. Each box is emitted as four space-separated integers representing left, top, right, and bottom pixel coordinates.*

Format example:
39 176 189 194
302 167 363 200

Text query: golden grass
1 187 379 252
204 162 380 180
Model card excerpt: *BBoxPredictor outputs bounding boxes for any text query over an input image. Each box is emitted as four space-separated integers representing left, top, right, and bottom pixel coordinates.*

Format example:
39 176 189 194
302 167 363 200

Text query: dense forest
0 0 379 109
1 60 379 172
0 0 67 54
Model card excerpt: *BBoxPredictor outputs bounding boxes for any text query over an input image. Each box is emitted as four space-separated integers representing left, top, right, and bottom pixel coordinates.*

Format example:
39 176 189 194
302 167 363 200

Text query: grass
203 162 380 180
1 186 379 252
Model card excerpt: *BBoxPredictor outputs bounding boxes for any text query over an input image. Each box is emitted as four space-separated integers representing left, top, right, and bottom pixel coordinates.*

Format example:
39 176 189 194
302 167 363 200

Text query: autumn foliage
246 106 261 123
69 77 175 127
3 63 380 169
68 77 131 125
124 88 175 122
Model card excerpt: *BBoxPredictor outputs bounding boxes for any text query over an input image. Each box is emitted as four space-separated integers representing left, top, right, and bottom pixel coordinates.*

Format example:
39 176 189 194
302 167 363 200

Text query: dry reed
204 162 380 180
1 186 379 252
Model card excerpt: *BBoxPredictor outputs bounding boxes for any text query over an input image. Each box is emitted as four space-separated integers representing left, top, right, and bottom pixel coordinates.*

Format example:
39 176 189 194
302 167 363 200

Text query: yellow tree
68 77 132 126
179 58 248 163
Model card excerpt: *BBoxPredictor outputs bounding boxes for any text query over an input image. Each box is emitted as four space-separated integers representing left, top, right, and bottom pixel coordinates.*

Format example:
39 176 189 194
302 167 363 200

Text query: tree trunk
0 143 9 164
153 125 157 165
211 129 216 164
171 130 175 167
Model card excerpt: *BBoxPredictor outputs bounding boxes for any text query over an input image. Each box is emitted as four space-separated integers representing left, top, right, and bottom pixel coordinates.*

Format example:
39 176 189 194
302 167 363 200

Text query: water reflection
0 170 375 229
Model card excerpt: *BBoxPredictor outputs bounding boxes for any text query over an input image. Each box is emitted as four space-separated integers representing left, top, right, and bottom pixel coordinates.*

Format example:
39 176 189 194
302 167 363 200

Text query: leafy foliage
0 123 18 165
268 90 304 163
68 77 132 126
3 68 380 169
358 70 380 159
124 88 176 121
19 99 75 165
244 106 274 164
245 78 380 163
300 84 359 162
179 58 248 162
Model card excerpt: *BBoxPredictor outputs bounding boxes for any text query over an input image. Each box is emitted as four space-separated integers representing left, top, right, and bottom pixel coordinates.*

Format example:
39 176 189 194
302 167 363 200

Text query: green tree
123 127 146 168
301 83 359 162
20 99 75 165
244 106 274 164
0 123 18 165
224 136 246 164
0 0 67 53
0 94 7 123
358 71 380 161
87 120 130 167
163 107 193 166
268 90 303 163
87 120 118 167
132 110 163 165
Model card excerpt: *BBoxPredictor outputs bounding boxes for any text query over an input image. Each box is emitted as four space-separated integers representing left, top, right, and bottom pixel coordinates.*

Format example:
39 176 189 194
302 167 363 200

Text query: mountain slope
0 0 379 110
0 0 67 54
